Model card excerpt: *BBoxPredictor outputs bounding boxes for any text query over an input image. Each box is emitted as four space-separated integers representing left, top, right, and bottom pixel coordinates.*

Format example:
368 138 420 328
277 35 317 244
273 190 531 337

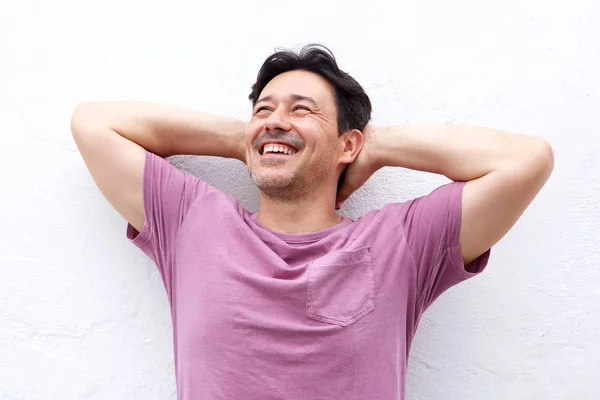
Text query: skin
243 70 554 267
244 69 364 234
70 68 554 268
339 125 554 265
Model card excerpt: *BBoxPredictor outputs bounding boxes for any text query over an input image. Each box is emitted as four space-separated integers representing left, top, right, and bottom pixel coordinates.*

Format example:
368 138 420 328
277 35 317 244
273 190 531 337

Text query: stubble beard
250 166 307 203
249 159 328 205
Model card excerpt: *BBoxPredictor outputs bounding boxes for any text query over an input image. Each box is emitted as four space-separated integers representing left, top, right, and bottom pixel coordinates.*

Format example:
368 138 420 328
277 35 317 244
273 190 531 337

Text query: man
71 44 554 399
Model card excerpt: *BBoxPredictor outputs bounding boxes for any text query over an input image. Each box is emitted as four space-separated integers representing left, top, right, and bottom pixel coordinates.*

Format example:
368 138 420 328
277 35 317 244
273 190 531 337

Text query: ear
338 128 364 165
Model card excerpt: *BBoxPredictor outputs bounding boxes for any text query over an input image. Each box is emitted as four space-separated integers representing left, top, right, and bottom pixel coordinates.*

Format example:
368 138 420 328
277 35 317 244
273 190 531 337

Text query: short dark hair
248 44 372 135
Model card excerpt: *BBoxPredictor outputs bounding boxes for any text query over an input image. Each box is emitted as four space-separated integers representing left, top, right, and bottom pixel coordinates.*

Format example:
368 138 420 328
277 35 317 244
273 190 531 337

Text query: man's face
245 69 343 201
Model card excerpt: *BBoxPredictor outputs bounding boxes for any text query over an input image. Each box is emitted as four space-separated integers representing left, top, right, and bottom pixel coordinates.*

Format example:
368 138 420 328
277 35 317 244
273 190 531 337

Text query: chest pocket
306 246 375 327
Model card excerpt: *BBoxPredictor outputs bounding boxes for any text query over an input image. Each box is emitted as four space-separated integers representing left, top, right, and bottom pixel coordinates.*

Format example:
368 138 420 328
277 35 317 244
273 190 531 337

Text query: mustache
253 131 305 151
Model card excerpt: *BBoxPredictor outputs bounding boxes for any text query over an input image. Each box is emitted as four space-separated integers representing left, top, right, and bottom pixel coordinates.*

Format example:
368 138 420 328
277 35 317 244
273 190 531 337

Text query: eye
293 105 310 112
254 106 272 115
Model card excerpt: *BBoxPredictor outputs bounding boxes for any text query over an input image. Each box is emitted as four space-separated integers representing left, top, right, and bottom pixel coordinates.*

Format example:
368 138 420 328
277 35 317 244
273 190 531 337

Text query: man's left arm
363 124 554 265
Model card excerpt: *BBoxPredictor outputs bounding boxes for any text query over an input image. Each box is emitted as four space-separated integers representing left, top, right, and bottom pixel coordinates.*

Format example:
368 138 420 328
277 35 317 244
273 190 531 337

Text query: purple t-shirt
127 151 489 400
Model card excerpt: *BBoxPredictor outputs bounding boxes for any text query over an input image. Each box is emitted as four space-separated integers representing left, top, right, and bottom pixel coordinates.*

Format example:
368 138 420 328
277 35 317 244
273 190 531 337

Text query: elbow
528 139 554 183
70 102 104 138
70 102 91 137
537 139 555 177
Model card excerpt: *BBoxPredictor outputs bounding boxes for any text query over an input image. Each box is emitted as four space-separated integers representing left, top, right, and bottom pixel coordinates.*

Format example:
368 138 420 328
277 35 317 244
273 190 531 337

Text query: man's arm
368 124 554 265
71 102 246 232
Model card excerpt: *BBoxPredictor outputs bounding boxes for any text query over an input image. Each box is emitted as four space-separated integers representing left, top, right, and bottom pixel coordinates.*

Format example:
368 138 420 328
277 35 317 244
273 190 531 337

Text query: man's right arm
70 102 247 232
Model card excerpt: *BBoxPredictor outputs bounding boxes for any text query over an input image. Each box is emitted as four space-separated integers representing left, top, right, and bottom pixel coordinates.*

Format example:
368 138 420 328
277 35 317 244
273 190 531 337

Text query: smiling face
245 69 347 202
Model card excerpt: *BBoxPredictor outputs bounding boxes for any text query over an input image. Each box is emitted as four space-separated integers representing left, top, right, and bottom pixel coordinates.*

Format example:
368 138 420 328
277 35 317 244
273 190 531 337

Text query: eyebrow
255 94 318 107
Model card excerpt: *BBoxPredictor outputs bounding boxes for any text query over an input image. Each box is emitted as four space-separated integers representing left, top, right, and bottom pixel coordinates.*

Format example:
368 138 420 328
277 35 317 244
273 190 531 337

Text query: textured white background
1 0 598 399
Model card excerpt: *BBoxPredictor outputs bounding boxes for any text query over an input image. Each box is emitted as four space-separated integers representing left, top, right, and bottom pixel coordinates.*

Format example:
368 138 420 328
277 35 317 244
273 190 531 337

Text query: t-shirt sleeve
403 181 490 312
126 151 216 289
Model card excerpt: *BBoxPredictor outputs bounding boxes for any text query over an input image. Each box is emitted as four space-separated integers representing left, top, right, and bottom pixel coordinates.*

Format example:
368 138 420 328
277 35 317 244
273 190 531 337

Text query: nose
265 108 292 132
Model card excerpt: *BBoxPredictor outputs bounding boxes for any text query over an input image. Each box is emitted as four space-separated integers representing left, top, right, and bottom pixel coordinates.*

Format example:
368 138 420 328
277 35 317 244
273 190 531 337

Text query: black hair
248 44 372 135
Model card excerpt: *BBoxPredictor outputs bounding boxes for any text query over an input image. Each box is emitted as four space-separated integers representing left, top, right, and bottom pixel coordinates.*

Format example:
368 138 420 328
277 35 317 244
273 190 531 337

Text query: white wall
1 0 598 398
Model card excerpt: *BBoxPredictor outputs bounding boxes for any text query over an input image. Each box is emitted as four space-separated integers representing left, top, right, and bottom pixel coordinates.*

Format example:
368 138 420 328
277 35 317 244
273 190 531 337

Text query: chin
251 169 306 196
252 171 293 187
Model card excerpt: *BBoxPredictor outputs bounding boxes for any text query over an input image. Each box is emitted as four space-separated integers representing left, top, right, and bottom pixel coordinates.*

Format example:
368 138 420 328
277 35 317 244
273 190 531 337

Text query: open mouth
259 143 299 156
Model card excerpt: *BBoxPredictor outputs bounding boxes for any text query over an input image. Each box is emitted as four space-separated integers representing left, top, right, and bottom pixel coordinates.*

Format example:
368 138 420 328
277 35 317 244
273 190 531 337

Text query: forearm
369 124 553 181
71 102 246 160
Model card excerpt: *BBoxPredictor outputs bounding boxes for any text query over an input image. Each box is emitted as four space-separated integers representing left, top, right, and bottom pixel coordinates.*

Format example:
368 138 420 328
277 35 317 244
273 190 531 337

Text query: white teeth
263 144 296 155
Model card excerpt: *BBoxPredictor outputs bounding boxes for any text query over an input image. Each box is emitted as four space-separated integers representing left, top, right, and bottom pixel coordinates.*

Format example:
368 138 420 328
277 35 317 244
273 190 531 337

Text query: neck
256 191 343 234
